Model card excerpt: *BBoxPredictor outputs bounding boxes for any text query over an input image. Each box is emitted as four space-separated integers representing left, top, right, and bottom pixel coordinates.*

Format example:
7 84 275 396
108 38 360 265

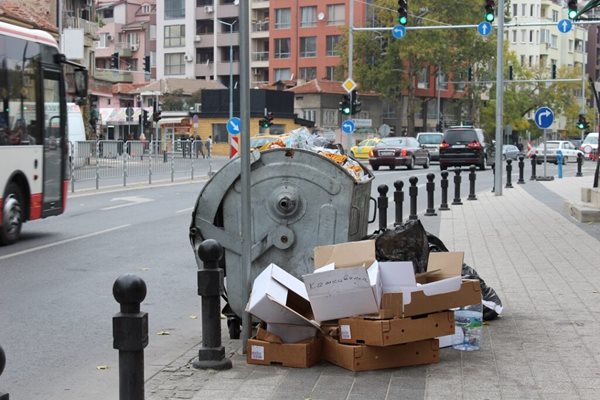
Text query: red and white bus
0 21 87 245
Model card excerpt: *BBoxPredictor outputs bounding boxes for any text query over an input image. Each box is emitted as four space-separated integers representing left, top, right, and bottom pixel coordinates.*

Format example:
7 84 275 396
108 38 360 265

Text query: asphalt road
0 155 593 399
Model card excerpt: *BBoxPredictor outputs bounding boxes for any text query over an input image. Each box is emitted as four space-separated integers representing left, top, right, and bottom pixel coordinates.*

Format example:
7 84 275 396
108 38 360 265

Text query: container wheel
227 317 241 339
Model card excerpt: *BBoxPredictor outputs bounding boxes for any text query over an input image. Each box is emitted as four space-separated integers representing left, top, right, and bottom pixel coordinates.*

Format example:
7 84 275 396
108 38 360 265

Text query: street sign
230 135 239 158
342 78 356 93
534 107 554 129
341 119 356 134
557 19 572 33
126 106 134 117
391 25 406 39
226 117 241 135
477 22 492 36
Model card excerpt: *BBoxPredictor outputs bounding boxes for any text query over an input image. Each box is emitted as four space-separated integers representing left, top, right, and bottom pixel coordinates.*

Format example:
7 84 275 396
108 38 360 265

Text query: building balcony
251 51 269 62
95 68 134 83
115 42 132 57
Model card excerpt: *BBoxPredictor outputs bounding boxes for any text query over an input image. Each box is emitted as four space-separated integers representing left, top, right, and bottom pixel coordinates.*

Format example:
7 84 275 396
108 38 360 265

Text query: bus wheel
0 183 24 245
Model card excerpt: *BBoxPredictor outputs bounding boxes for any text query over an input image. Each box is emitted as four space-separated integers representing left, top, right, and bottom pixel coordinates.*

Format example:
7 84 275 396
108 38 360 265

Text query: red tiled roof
0 2 57 33
286 79 379 96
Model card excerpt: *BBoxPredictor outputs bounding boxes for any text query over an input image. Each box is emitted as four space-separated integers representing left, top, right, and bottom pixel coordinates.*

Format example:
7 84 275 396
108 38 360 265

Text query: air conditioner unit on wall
204 5 213 13
252 68 260 76
195 35 202 42
130 43 139 51
184 54 193 63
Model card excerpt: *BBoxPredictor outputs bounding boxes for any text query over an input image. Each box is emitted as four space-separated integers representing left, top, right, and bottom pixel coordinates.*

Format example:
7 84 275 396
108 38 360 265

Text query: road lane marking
101 196 153 210
0 224 131 261
176 207 194 214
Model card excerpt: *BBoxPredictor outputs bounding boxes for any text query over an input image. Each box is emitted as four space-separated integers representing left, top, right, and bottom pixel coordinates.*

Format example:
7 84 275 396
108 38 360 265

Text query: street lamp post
218 19 237 120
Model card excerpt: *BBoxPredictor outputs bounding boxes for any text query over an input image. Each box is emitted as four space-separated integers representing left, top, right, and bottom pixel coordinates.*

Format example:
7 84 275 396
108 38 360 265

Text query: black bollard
491 163 495 193
505 159 514 188
0 345 8 400
193 239 232 370
517 156 525 184
452 168 463 205
530 154 537 180
409 176 419 220
425 173 437 216
439 171 450 211
393 180 404 226
377 184 389 231
576 153 583 177
113 274 148 400
468 165 477 200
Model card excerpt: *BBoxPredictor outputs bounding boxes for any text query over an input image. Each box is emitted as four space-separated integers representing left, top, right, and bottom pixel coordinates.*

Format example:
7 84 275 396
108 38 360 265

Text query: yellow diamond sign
342 78 357 93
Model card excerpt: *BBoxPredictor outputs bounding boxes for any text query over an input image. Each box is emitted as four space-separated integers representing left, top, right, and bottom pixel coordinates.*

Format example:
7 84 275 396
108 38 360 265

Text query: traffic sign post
226 117 241 135
534 107 555 180
342 78 357 94
557 19 572 33
341 119 356 135
391 25 406 39
477 22 492 36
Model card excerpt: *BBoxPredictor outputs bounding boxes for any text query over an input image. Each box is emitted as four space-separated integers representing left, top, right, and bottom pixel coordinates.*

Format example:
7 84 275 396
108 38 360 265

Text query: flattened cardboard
247 333 323 368
322 336 439 372
314 240 376 268
404 279 482 317
338 311 455 346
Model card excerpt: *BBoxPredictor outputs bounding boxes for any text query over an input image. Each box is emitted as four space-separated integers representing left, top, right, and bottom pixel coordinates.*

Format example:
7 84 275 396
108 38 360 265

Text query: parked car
368 137 430 170
534 140 583 164
439 126 489 170
502 144 521 160
350 138 381 159
416 132 444 161
580 132 598 160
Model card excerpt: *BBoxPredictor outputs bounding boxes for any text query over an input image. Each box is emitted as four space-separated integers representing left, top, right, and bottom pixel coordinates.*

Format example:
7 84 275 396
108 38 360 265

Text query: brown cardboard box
246 328 322 368
404 279 482 317
338 311 454 346
322 335 439 372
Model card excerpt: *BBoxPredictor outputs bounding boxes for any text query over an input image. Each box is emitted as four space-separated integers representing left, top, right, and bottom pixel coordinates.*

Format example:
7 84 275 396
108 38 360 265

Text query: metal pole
348 0 354 80
582 54 586 142
436 64 441 128
239 0 252 352
494 0 505 195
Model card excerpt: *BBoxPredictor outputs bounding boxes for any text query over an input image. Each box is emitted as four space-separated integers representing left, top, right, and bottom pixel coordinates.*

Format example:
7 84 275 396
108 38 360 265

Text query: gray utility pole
239 0 252 351
493 0 505 196
217 19 237 120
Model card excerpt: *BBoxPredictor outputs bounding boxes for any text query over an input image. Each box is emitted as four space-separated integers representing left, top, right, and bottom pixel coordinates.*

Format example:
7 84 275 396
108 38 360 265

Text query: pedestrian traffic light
397 0 408 26
551 64 557 79
259 112 274 128
467 67 473 81
339 94 351 115
484 0 495 23
142 109 149 126
152 103 162 122
577 114 588 130
110 52 119 69
350 90 361 115
568 0 578 20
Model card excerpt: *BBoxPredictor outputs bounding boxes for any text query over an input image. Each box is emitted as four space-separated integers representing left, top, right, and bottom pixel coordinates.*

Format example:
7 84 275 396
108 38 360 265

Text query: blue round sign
226 117 241 135
557 19 572 33
391 25 406 40
341 119 356 134
477 22 492 36
534 107 554 129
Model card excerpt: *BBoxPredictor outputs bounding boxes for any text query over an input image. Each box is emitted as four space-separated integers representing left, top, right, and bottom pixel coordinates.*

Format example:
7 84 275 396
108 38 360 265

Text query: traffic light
142 109 149 126
259 112 274 128
577 114 588 130
551 64 557 79
568 0 578 20
339 94 351 115
143 55 150 73
508 65 513 80
110 52 119 69
397 0 408 25
436 117 444 132
467 67 473 81
350 90 361 115
152 103 162 122
484 0 495 22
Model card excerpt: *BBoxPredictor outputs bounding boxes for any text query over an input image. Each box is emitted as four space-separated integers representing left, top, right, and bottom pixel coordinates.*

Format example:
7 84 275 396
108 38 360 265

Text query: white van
580 132 598 159
67 103 88 167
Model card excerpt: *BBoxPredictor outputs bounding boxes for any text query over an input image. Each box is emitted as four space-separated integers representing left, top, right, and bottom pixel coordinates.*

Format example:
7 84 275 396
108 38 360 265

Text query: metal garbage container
189 148 374 336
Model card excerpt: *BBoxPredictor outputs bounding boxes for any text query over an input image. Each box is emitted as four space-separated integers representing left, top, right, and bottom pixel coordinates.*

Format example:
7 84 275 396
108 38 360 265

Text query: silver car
416 132 443 161
502 145 520 160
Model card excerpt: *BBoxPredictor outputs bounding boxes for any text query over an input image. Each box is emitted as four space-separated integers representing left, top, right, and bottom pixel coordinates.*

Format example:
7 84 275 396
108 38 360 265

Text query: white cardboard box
266 323 318 344
246 263 320 328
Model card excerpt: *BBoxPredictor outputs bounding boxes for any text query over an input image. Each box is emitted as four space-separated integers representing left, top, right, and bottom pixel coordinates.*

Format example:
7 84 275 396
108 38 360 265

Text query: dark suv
439 127 489 170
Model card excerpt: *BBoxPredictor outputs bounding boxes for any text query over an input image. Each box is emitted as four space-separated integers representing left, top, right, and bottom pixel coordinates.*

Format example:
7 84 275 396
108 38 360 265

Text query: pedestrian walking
206 136 212 158
195 136 205 158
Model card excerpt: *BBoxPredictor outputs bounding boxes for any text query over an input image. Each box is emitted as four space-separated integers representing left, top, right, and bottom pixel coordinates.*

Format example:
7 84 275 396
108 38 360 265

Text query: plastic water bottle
452 303 483 351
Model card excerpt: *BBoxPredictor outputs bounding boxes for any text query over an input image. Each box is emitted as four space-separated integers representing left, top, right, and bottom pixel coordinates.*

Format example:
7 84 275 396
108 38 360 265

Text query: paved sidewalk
145 176 600 400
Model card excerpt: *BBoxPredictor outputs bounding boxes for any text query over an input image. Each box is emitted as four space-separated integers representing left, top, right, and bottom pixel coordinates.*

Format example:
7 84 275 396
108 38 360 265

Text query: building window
530 4 535 16
541 29 549 43
528 55 533 67
326 35 341 56
417 67 429 89
197 19 214 34
521 29 526 43
165 53 185 75
142 4 151 13
323 109 338 126
300 36 317 57
196 48 213 63
512 4 517 17
551 34 558 49
552 10 558 22
529 30 533 43
275 8 291 29
327 4 345 25
220 46 239 62
520 55 525 66
325 66 335 80
274 68 291 81
438 70 448 90
219 18 238 33
98 33 110 48
303 109 316 122
212 124 228 143
197 0 212 5
300 6 317 28
103 8 114 19
511 30 517 43
274 38 290 59
521 4 526 16
165 25 185 47
299 67 317 80
165 0 185 19
569 39 574 52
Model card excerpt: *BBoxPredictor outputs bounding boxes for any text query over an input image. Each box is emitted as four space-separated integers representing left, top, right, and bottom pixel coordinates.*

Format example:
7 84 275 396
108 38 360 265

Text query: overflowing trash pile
245 221 503 371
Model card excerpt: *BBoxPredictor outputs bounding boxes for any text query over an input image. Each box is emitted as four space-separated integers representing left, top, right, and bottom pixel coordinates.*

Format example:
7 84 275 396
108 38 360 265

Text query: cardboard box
322 335 439 372
267 323 318 344
246 263 319 328
405 279 481 317
338 310 454 346
246 328 322 368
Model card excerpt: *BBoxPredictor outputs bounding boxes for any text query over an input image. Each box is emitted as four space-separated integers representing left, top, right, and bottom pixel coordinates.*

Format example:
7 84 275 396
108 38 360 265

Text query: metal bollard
517 156 525 184
452 168 463 205
530 154 537 180
491 163 495 193
377 184 389 231
468 165 477 200
576 153 583 177
557 151 563 179
393 180 404 226
505 159 514 188
1 345 8 400
193 239 232 370
409 176 419 220
439 171 450 211
112 274 149 400
424 173 437 216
